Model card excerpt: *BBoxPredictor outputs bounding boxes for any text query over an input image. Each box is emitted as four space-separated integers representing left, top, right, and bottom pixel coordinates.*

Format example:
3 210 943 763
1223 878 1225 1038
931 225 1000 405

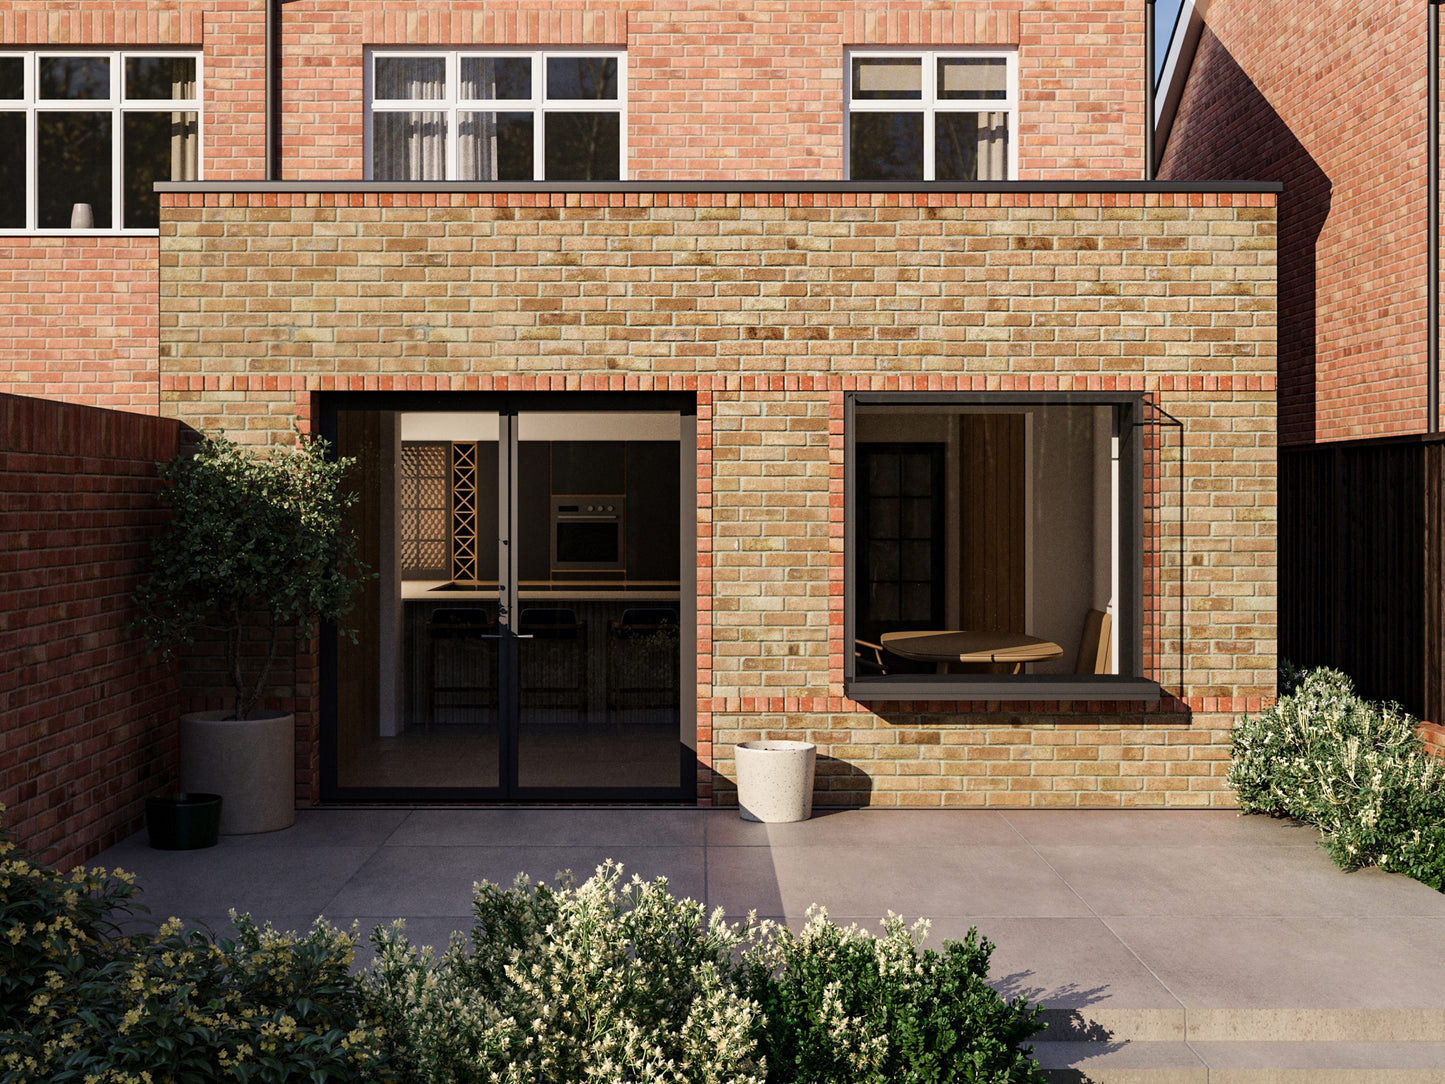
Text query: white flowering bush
0 809 391 1084
1229 665 1445 890
366 862 1048 1084
367 861 766 1084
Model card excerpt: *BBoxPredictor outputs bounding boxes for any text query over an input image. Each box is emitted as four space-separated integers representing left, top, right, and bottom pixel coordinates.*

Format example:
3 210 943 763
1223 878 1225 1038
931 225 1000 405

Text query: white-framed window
367 48 626 181
0 50 201 233
846 48 1016 181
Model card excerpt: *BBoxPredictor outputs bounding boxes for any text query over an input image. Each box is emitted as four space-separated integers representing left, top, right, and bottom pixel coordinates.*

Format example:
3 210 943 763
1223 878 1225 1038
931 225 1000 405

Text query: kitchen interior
333 410 688 796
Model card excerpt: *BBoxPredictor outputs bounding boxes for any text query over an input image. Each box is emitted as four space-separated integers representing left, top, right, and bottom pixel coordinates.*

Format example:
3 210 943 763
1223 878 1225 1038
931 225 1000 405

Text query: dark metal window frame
844 390 1161 702
316 390 698 803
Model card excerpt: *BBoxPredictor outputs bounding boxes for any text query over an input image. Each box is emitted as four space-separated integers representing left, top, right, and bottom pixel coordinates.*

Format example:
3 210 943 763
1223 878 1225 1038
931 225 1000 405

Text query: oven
551 497 625 572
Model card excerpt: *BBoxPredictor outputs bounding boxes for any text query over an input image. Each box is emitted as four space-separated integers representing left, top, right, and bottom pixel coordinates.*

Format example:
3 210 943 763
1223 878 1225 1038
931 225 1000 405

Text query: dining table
879 629 1064 674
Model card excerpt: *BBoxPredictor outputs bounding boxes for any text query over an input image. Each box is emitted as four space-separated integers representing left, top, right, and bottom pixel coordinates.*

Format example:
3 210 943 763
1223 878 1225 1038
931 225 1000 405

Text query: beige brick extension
157 187 1277 808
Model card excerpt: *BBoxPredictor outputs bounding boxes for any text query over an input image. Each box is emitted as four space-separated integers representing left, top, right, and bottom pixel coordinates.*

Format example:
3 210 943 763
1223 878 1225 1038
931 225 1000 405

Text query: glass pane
901 539 932 581
869 497 900 536
125 56 196 100
516 412 683 791
544 111 620 180
459 111 533 181
0 57 23 99
938 57 1007 100
461 56 531 100
38 112 112 229
123 110 197 230
0 113 23 227
40 56 109 100
901 453 933 495
338 411 504 791
849 112 922 181
545 56 618 100
936 111 1009 182
852 56 921 100
373 56 445 100
372 111 446 180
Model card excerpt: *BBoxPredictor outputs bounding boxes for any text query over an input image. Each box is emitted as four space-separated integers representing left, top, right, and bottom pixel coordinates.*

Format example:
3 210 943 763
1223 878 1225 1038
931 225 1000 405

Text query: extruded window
846 49 1015 181
0 51 201 232
846 393 1158 701
367 49 625 181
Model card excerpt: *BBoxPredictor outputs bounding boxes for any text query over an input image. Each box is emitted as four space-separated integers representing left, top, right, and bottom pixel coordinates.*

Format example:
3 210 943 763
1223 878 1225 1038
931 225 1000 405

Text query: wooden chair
1074 609 1113 675
426 606 498 721
606 607 679 712
855 638 891 676
518 607 588 715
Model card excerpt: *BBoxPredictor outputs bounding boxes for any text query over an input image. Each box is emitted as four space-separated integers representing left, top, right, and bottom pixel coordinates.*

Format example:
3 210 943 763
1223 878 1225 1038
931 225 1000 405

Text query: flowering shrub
367 861 1048 1084
1229 665 1445 890
0 811 391 1084
367 861 766 1084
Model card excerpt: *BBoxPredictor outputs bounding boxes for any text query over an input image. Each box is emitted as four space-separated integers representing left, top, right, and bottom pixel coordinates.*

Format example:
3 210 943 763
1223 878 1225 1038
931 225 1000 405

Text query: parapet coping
157 180 1283 195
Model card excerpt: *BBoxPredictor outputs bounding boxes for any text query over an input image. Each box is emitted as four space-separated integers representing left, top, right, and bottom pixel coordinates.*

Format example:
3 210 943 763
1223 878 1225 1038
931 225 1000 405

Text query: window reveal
847 50 1015 181
368 50 624 182
0 51 200 232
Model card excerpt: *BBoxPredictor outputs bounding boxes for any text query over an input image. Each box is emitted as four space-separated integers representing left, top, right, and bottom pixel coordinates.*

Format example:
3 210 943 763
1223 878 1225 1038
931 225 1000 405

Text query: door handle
478 633 533 639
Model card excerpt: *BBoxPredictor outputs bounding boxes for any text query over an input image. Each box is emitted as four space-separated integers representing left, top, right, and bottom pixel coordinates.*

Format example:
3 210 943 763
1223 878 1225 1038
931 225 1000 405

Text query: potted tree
135 429 365 835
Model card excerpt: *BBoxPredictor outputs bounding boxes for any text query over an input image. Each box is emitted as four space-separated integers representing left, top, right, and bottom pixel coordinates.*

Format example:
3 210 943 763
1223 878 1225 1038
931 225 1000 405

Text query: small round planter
146 793 222 850
735 739 817 823
179 710 296 835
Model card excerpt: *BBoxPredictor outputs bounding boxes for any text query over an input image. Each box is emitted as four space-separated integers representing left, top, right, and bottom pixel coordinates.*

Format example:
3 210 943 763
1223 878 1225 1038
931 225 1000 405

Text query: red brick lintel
158 189 1278 211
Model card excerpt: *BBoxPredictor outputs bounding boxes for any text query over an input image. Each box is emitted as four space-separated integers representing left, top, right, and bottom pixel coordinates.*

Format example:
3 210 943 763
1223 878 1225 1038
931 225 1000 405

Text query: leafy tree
134 430 366 720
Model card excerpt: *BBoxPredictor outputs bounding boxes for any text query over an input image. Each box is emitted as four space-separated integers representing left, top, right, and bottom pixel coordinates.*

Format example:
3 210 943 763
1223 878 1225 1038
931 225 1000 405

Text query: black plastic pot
146 793 223 850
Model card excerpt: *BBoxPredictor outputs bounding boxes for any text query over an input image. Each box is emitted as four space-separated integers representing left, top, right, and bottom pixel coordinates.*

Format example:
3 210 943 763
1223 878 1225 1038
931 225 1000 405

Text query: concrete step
1035 1007 1445 1043
1032 1042 1445 1083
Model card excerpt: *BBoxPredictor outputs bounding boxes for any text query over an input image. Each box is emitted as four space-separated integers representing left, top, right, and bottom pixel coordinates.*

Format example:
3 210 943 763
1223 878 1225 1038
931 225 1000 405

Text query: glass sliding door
324 398 693 801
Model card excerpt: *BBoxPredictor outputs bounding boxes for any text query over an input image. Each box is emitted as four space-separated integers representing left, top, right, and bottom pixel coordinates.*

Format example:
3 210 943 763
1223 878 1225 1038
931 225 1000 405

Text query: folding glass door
324 399 694 801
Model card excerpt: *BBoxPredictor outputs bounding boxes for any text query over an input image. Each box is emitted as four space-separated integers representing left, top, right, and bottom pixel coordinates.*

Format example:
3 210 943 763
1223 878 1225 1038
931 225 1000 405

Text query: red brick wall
0 239 164 413
283 0 1144 182
1159 2 1429 445
0 394 182 869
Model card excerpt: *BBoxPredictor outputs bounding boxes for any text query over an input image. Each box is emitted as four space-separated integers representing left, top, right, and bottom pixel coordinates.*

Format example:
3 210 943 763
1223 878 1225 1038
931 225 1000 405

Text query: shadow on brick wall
1159 26 1330 446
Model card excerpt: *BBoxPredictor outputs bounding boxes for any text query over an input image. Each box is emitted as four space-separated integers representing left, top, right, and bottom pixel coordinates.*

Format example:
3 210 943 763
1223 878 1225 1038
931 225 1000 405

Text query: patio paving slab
88 806 1445 1079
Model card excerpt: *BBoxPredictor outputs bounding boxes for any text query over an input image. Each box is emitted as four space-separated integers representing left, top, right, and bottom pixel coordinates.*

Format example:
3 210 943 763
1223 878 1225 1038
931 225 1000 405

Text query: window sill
846 675 1164 703
0 229 161 238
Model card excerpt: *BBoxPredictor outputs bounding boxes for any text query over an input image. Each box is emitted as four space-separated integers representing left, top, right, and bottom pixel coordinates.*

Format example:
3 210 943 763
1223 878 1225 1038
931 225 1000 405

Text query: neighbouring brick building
1157 0 1445 726
2 1 1279 858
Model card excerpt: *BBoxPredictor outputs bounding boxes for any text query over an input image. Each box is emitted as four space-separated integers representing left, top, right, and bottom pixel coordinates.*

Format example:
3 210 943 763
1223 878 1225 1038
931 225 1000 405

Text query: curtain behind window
373 58 446 180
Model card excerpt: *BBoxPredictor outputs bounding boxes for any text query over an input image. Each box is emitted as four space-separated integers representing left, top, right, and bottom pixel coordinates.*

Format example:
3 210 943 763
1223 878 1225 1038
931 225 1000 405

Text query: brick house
1157 0 1445 748
1 1 1277 861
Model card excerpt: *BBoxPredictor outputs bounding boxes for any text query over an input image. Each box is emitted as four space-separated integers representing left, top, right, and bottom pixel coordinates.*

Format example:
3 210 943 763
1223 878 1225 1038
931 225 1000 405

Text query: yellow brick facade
158 187 1276 807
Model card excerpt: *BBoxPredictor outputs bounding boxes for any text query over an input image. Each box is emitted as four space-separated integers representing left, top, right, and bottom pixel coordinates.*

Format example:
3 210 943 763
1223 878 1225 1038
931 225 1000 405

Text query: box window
847 49 1015 181
369 49 625 181
846 393 1158 701
0 51 200 233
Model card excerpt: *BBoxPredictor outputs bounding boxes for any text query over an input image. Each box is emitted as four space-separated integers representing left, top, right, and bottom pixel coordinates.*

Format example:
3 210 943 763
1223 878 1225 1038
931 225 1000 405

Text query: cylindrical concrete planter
735 739 816 823
179 711 296 835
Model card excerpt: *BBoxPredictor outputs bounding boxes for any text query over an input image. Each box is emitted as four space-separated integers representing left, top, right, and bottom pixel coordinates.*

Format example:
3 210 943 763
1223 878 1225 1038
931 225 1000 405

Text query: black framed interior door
321 394 695 802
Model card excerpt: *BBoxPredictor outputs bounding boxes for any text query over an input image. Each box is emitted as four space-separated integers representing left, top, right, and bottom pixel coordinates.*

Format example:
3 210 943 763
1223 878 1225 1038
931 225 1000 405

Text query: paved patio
92 807 1445 1083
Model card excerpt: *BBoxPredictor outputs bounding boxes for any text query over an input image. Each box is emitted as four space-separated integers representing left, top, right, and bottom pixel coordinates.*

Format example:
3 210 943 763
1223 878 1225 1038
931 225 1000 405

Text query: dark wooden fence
1280 436 1445 723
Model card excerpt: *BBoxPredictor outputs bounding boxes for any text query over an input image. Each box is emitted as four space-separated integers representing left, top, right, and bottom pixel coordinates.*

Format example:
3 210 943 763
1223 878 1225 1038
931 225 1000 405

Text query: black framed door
320 394 696 802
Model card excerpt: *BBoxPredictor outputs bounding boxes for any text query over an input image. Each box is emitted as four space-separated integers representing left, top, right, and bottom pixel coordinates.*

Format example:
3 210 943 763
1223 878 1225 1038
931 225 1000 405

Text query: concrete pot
179 711 295 835
735 739 816 823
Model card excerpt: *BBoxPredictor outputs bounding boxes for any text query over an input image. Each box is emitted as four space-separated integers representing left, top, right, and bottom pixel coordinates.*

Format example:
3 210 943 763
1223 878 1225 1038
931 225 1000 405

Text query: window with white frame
0 51 200 232
368 49 625 182
846 49 1015 181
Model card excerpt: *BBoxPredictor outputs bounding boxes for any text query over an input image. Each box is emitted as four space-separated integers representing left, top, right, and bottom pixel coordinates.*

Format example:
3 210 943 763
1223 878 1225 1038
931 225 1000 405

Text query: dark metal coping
156 180 1283 195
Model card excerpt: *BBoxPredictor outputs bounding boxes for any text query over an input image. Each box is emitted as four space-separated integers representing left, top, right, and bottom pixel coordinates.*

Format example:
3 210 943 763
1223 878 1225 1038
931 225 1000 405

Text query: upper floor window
846 49 1015 181
367 49 625 182
0 51 200 232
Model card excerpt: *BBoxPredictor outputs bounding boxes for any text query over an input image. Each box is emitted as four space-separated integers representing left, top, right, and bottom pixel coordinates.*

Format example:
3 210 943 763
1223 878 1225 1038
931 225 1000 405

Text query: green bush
1229 665 1445 890
366 861 1047 1084
0 811 391 1084
743 911 1046 1084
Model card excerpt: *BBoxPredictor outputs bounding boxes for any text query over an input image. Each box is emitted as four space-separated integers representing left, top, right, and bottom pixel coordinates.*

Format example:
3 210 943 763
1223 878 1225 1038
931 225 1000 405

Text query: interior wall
1027 407 1098 673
